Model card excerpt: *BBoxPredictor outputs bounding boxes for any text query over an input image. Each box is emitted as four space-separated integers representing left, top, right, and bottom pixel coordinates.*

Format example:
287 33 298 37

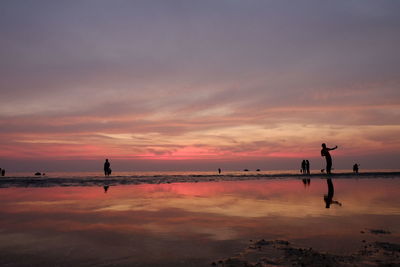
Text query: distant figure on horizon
321 143 338 174
353 163 359 174
324 178 342 208
301 160 306 174
1 168 5 176
306 160 310 175
218 168 221 174
104 159 111 176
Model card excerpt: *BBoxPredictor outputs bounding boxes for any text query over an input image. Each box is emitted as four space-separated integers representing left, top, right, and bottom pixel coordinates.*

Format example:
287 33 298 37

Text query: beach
1 170 399 187
0 173 399 266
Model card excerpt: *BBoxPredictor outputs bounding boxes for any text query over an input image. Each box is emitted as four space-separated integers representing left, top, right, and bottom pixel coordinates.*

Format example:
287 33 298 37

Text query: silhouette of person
104 159 111 176
306 160 310 175
301 160 306 174
1 169 5 176
218 168 221 174
324 178 342 208
353 163 359 173
321 143 337 174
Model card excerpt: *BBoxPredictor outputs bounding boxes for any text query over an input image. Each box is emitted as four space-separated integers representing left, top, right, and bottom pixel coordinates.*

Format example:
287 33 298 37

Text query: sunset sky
1 1 399 172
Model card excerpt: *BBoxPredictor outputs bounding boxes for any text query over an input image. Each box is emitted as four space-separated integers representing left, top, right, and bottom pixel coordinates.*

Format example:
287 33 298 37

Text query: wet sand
0 171 399 188
0 177 399 266
215 238 400 266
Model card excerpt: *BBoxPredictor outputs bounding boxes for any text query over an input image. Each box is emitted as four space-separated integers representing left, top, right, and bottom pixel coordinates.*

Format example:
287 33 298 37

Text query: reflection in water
324 178 342 208
103 185 109 193
302 178 311 187
0 179 399 266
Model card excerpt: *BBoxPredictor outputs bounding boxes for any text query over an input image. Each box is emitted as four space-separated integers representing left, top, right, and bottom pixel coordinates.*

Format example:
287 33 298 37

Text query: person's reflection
302 178 311 187
324 178 342 208
103 185 110 193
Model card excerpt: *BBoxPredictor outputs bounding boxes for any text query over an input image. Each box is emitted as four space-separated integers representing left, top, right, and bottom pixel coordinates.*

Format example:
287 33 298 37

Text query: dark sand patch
369 229 392 235
213 239 400 266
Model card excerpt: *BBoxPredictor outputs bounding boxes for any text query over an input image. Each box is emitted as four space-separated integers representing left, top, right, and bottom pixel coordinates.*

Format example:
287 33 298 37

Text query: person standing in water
353 163 359 173
321 143 338 174
305 160 310 175
104 159 111 176
301 160 306 174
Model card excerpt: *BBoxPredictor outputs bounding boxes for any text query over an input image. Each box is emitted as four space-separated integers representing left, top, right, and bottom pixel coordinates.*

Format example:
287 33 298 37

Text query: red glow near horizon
0 142 324 161
0 139 397 162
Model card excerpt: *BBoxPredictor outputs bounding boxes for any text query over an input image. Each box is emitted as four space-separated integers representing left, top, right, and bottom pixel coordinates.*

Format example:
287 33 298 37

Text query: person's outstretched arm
328 145 338 151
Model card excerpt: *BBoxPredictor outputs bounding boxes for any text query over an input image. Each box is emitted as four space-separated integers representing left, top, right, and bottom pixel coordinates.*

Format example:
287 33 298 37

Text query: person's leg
326 159 332 174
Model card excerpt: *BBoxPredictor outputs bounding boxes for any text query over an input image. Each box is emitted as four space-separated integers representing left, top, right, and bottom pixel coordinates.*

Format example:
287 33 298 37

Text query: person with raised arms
321 143 338 174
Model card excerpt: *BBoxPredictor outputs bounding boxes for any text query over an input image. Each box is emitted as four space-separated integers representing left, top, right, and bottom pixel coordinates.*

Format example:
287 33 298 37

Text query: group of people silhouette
101 143 348 209
299 143 337 175
102 143 356 177
300 160 310 174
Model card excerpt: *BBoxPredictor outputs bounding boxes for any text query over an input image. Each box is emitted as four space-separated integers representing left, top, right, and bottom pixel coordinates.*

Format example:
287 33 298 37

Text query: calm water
0 178 399 266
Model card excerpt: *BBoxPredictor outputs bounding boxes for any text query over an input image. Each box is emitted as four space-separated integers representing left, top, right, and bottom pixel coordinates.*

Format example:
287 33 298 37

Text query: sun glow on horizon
1 122 399 164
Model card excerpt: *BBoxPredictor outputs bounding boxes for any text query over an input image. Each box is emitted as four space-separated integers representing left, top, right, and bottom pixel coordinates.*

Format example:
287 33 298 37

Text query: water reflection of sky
0 178 399 266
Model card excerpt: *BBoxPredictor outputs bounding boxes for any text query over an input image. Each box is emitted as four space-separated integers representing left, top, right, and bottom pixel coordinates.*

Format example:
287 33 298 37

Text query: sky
1 1 399 172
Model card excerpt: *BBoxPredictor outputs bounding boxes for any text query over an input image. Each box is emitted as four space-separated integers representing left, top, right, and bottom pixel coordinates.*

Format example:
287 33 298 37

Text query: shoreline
0 171 399 188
